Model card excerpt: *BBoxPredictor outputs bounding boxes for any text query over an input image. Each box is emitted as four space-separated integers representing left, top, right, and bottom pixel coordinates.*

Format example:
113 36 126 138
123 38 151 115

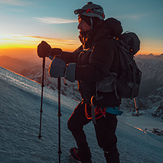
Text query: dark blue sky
0 0 162 55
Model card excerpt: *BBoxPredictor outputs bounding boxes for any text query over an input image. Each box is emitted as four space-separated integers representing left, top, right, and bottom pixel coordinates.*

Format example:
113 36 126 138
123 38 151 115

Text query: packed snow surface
0 67 163 163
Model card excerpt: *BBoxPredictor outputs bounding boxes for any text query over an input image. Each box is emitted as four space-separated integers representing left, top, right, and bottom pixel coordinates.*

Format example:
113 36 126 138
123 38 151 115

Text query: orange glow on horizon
0 33 80 55
0 47 161 57
0 47 75 57
0 48 36 56
0 34 38 49
0 33 162 56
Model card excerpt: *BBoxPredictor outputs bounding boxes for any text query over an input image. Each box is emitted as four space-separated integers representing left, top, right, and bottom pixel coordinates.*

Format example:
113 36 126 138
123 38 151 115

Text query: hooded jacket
60 18 123 107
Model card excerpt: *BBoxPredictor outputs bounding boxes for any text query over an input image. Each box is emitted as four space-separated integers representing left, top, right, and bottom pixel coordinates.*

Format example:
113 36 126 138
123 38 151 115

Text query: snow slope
0 67 163 163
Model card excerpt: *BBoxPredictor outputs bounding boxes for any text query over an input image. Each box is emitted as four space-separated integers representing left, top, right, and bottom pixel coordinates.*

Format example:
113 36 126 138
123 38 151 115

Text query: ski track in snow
0 67 163 163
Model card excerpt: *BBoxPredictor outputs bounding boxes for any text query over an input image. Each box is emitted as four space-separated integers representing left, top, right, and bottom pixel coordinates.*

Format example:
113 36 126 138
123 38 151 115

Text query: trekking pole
133 97 139 116
58 77 62 162
38 57 45 139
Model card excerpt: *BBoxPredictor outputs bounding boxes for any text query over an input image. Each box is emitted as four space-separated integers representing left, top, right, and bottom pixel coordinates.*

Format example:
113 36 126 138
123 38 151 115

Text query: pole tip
38 135 42 139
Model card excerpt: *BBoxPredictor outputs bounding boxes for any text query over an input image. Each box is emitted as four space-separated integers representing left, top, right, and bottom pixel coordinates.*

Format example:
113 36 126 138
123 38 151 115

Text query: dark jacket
60 18 123 107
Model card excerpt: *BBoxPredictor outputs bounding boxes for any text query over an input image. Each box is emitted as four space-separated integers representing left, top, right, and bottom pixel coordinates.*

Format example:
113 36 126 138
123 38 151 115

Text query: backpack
94 18 142 100
114 32 142 98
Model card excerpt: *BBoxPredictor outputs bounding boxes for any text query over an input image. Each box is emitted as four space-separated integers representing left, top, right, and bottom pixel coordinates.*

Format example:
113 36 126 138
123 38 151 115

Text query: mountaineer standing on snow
37 2 123 163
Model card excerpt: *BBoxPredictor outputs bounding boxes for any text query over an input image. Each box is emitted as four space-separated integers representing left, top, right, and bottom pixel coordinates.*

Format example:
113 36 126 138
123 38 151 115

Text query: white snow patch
0 67 163 163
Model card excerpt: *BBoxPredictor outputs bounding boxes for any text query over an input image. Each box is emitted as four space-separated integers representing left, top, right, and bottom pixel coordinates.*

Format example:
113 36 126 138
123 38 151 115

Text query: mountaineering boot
104 145 120 163
70 147 81 161
70 147 92 163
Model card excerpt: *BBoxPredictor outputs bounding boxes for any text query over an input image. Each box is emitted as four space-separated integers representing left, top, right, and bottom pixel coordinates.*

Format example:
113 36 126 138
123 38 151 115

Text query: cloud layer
0 0 32 6
35 17 77 24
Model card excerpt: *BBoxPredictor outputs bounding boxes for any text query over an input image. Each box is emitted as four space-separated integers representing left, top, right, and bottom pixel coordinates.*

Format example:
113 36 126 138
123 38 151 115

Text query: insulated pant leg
104 145 120 163
68 102 92 162
94 113 120 163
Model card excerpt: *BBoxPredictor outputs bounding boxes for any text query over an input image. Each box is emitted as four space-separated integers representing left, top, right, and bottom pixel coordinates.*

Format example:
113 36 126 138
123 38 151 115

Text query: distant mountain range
136 54 163 97
0 55 36 73
0 54 163 117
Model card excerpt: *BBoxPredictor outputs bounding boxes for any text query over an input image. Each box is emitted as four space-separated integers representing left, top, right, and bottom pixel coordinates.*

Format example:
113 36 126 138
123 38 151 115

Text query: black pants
67 101 120 163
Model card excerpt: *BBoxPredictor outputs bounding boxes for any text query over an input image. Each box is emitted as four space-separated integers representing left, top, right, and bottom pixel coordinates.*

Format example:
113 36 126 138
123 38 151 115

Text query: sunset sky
0 0 163 56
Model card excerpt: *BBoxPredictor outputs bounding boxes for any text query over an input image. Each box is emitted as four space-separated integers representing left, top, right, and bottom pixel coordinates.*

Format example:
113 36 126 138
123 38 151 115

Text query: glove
37 41 51 58
65 63 76 82
48 58 76 82
49 58 66 78
48 48 62 60
50 48 62 56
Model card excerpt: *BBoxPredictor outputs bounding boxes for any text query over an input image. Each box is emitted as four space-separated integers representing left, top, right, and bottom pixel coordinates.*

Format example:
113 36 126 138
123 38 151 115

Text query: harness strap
85 103 92 120
91 96 96 124
85 97 123 123
85 103 107 121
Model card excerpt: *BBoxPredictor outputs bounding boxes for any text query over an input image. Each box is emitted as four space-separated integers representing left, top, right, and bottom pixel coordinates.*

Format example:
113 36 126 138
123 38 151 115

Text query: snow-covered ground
0 66 163 163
